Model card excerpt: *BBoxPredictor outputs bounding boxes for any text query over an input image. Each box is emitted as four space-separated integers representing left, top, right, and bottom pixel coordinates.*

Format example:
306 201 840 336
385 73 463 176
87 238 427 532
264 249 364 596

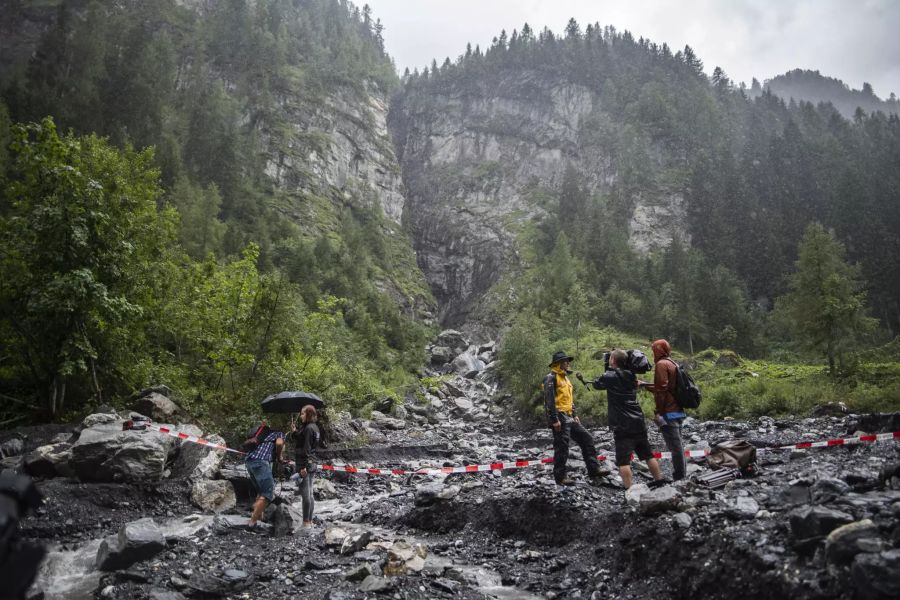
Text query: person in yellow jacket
543 351 602 486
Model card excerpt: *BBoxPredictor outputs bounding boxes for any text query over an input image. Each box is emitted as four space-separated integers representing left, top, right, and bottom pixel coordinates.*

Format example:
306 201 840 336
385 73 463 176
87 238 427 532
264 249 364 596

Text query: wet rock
769 480 811 508
70 420 174 483
452 397 474 412
672 513 692 529
369 411 406 430
624 483 650 508
725 496 759 520
24 442 73 478
169 429 226 481
415 482 460 506
790 506 854 542
185 570 253 596
825 519 880 565
190 480 235 513
133 393 184 423
383 540 427 575
344 563 376 582
325 525 350 546
639 486 681 514
340 530 373 555
358 575 394 593
314 477 338 500
148 589 186 600
96 518 166 571
811 477 851 504
266 504 302 537
851 549 900 600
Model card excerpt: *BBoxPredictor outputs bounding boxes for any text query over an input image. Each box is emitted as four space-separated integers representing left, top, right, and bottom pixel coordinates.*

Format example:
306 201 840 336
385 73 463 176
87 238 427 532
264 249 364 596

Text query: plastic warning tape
144 422 899 474
148 424 245 455
320 430 900 476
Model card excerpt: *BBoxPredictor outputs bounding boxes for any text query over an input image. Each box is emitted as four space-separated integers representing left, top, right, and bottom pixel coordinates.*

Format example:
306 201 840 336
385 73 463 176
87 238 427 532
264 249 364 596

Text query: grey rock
369 411 406 431
133 393 184 423
726 496 759 520
826 519 880 565
639 486 681 514
415 482 460 506
148 589 186 600
96 518 166 571
266 504 304 537
790 506 855 541
672 513 692 529
169 429 226 481
358 575 394 593
24 442 73 478
811 477 851 504
451 351 485 376
436 330 469 354
344 563 375 582
81 412 118 428
851 549 900 600
430 346 453 365
314 477 339 500
190 480 236 513
70 421 174 483
0 437 24 458
340 530 373 555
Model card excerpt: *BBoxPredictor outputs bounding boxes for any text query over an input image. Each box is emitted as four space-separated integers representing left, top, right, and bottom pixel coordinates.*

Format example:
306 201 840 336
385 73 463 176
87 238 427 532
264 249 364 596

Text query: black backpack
241 423 273 455
660 357 702 409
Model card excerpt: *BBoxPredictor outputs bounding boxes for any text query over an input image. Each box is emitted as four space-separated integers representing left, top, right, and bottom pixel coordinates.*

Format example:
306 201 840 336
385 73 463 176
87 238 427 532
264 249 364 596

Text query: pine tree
777 223 875 375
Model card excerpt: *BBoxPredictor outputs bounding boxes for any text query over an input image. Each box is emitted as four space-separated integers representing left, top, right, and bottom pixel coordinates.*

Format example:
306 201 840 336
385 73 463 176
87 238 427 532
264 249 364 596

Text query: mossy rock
715 351 742 368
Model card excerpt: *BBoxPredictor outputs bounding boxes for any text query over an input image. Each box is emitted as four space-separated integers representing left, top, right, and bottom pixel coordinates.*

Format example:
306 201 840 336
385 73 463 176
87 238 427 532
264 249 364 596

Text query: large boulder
369 411 406 431
790 506 855 542
383 540 427 576
851 550 900 600
415 482 460 507
169 427 226 480
451 352 485 377
96 518 166 571
70 418 175 483
133 392 185 423
430 346 453 365
24 442 74 478
436 330 469 354
825 519 881 566
190 480 236 513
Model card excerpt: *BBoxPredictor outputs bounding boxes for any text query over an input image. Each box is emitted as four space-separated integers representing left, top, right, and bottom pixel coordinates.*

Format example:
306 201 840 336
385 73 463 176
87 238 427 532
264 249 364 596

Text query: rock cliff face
263 85 406 227
390 72 687 327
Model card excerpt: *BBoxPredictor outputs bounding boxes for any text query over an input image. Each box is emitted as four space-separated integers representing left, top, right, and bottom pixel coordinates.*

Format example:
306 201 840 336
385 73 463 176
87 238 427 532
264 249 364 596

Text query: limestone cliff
390 72 687 328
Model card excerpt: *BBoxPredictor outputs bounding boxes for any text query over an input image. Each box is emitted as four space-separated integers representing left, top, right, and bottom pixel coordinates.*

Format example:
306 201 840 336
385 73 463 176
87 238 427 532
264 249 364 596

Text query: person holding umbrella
290 404 321 527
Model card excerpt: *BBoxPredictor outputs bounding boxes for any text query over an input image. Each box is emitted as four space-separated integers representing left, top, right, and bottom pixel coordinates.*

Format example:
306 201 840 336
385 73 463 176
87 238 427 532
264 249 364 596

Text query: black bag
241 423 272 455
661 357 702 409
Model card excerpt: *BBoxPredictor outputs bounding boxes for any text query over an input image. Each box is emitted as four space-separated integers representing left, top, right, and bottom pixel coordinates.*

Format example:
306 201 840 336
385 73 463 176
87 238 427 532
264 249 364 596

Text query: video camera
0 471 45 599
603 349 652 374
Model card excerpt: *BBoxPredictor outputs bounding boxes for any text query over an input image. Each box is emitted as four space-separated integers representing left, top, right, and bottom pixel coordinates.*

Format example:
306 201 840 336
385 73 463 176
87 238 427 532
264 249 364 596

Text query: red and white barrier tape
321 430 900 476
143 423 899 475
147 424 245 455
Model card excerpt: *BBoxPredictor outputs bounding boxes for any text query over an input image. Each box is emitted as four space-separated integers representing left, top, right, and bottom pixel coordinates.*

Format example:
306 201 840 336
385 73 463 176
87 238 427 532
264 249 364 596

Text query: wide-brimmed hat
549 351 574 367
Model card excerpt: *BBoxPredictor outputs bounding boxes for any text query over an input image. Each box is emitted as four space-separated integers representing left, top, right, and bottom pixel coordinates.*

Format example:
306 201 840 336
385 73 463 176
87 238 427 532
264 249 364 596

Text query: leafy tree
776 223 876 374
498 311 550 413
0 118 176 414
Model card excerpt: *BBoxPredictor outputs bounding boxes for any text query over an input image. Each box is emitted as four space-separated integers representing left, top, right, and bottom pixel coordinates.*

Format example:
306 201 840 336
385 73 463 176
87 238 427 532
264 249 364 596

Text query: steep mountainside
390 26 900 342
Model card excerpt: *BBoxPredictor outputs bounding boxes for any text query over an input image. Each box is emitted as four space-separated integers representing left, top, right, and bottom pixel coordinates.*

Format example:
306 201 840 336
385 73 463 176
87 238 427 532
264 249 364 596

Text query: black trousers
552 416 601 483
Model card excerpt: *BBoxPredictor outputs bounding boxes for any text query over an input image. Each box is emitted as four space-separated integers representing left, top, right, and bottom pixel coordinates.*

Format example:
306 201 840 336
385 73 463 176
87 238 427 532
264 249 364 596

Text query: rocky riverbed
2 333 899 599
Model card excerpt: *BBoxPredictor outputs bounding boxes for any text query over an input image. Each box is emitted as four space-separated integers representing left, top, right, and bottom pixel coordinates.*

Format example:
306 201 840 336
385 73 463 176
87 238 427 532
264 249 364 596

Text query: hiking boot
648 478 671 489
556 477 576 486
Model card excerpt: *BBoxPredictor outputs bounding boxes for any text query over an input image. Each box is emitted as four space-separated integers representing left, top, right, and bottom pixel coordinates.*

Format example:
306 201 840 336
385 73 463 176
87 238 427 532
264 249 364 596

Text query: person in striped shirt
246 425 285 527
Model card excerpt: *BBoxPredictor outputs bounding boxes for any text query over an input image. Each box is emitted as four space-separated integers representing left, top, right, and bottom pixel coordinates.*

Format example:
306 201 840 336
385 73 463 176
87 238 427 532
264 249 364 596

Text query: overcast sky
367 0 900 98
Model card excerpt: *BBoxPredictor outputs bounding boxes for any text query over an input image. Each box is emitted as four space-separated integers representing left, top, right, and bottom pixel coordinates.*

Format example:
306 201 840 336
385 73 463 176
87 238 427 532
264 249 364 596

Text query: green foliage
498 311 551 416
0 118 177 415
775 223 876 375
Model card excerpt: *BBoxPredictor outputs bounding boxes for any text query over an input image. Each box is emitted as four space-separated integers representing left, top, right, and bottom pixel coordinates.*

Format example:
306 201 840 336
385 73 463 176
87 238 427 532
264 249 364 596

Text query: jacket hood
651 339 671 361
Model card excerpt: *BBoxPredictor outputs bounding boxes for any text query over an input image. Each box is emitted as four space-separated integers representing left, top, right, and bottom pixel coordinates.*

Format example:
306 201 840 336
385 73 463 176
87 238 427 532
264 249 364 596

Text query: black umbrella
260 391 324 414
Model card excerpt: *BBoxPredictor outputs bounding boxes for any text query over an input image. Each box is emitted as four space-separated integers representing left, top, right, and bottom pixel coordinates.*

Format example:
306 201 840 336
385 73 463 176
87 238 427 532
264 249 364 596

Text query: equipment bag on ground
707 439 757 472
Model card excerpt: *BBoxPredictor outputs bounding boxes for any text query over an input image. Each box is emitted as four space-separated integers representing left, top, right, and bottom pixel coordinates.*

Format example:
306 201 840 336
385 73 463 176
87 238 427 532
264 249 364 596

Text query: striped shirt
246 430 283 462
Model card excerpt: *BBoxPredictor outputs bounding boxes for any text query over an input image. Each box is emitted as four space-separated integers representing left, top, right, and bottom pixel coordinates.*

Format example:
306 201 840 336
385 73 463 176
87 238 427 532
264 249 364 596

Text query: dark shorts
246 458 275 502
613 430 654 466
